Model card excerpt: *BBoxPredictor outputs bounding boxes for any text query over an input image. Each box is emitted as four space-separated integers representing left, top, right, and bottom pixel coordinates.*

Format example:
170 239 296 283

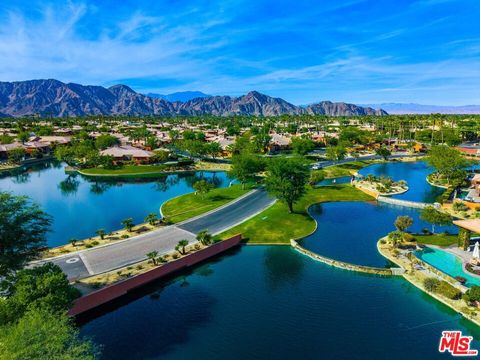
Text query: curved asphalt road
42 188 275 281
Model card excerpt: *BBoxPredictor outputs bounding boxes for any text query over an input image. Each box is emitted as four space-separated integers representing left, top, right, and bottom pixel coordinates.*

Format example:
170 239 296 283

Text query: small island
353 174 408 196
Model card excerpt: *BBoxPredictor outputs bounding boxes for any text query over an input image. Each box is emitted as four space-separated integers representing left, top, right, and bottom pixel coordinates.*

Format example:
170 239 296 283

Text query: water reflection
0 160 232 247
58 175 80 196
264 246 305 290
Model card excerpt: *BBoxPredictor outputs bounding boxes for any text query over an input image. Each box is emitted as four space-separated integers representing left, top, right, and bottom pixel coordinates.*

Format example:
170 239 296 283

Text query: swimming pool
415 247 480 287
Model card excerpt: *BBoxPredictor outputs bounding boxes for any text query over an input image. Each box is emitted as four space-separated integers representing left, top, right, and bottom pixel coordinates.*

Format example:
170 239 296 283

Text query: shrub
91 240 99 246
453 201 468 212
121 234 129 239
424 277 440 292
402 233 416 242
436 281 462 300
85 244 93 248
172 253 179 259
464 285 480 303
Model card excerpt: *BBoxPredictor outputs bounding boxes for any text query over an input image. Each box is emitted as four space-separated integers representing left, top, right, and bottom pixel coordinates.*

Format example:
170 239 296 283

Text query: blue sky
0 0 479 105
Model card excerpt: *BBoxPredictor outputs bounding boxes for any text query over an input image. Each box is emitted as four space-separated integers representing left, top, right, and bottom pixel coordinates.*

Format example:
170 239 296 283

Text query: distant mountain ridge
0 79 388 117
360 103 480 114
145 91 211 102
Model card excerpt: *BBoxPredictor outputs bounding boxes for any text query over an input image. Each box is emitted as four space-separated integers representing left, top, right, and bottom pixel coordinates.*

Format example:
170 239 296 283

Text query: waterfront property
358 160 444 203
0 161 233 246
79 246 480 360
415 246 480 287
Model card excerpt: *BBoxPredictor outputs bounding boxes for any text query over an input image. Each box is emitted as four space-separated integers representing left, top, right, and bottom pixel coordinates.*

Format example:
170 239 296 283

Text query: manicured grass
217 184 374 244
161 184 252 223
415 234 458 247
81 164 170 176
321 160 374 178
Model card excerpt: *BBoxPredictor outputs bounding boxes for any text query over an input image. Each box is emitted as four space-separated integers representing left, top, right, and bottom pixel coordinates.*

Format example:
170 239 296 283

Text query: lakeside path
40 188 275 281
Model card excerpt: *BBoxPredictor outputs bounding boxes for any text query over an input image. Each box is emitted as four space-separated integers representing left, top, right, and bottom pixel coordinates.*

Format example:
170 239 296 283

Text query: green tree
0 134 14 144
69 238 78 247
121 218 134 232
193 179 214 198
0 263 80 324
394 215 413 232
308 170 325 186
420 206 452 233
152 150 170 163
424 277 440 292
0 308 98 360
94 134 120 150
388 230 403 248
176 239 189 255
265 158 309 213
375 147 391 160
229 153 262 189
291 137 316 156
95 229 106 240
0 192 51 276
426 145 469 184
253 132 272 153
206 142 222 159
17 132 30 144
464 285 480 303
7 148 26 163
325 146 346 163
196 230 212 246
146 251 159 265
144 213 158 226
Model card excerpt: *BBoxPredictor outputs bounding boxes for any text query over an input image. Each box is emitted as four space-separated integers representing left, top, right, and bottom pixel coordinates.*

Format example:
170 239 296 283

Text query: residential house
100 145 154 164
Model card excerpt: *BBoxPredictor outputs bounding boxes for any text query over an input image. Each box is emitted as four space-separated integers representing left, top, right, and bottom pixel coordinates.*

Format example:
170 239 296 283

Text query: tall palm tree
196 230 212 246
95 228 106 240
176 239 189 255
144 213 158 226
121 218 134 232
146 251 159 265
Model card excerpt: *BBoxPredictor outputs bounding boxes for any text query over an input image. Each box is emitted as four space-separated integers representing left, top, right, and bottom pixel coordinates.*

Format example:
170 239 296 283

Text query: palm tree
69 238 78 247
121 218 134 232
176 239 189 255
144 213 158 226
96 228 106 240
146 251 159 265
196 230 212 246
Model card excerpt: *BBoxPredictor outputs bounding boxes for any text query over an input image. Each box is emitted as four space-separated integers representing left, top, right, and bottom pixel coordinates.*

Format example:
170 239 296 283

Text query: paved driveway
44 188 275 281
178 188 274 235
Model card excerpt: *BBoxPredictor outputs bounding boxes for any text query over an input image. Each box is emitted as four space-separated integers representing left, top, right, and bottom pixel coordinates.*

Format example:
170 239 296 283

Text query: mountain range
0 79 387 117
359 103 480 114
145 91 210 102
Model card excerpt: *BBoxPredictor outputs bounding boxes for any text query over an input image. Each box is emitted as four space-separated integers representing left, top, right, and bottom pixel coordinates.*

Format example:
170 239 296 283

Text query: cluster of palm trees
146 230 214 266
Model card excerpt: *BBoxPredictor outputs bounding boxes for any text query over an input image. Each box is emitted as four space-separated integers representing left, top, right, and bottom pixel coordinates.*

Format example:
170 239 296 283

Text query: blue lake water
80 246 480 359
0 162 232 247
3 159 479 358
300 201 457 267
416 247 480 287
358 161 445 203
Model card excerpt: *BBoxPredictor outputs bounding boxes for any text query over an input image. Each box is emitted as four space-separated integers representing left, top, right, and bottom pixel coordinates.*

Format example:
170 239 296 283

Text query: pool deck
434 244 480 280
377 239 480 327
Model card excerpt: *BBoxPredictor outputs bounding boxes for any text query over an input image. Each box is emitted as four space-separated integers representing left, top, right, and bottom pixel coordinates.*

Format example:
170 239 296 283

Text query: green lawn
321 160 374 178
80 165 170 177
161 184 252 223
217 184 374 244
415 234 458 247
